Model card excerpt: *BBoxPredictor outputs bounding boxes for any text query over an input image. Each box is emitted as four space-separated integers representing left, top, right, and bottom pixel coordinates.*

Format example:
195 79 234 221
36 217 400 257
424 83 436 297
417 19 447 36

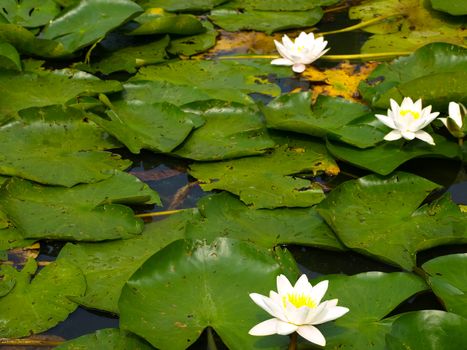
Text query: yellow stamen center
283 293 316 308
400 110 420 120
297 46 305 52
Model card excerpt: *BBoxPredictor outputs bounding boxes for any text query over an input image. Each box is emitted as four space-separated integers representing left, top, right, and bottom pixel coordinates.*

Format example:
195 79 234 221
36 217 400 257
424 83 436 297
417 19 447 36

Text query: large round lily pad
261 92 381 148
0 259 86 338
0 171 160 241
0 105 130 186
385 310 467 350
55 328 153 350
422 253 467 318
209 7 323 34
41 0 143 54
0 62 122 121
57 212 191 313
349 0 466 53
132 59 285 105
186 192 345 250
359 43 467 109
430 0 467 15
89 99 203 154
189 135 339 208
119 238 297 350
326 133 461 176
312 271 428 350
0 0 60 28
173 100 275 160
316 172 467 270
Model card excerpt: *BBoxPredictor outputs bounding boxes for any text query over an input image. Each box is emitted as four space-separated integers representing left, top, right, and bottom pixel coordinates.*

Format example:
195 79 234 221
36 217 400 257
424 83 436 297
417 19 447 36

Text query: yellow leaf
302 61 379 102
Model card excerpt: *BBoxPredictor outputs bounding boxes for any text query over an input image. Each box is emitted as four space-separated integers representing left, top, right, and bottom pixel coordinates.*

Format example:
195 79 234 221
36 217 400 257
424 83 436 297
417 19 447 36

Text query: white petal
294 274 311 291
390 99 401 116
271 58 293 66
413 98 422 111
448 102 463 128
285 300 310 325
249 293 284 320
297 325 326 346
438 117 448 128
383 130 402 141
414 130 435 145
375 114 396 129
274 41 293 61
312 305 350 325
401 97 414 110
276 275 293 296
401 130 415 140
292 63 306 73
412 110 439 130
249 318 280 336
310 280 328 305
276 320 298 335
281 35 295 51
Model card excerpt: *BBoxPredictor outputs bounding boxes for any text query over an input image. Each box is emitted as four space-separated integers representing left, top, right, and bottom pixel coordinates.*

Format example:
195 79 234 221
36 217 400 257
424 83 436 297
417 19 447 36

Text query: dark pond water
20 6 467 350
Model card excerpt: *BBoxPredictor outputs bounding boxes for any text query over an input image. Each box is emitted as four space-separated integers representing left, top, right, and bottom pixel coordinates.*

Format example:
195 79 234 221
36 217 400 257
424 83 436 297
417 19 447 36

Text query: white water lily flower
271 32 329 73
375 97 439 145
249 274 349 346
439 101 465 138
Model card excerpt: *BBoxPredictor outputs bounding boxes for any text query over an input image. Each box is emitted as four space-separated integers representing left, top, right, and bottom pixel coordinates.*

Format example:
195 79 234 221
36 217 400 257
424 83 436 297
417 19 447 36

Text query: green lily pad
88 98 203 154
122 80 217 106
359 43 467 109
173 100 275 160
261 92 383 148
422 253 467 318
0 0 60 28
0 227 34 250
326 133 461 175
0 105 130 186
186 192 345 250
0 23 66 57
138 0 228 12
41 0 143 54
219 0 339 11
0 62 122 121
130 10 205 35
189 135 339 208
132 59 284 105
167 20 218 56
57 211 191 313
0 259 86 338
76 35 169 74
119 238 297 350
316 172 467 270
312 272 428 350
349 0 466 53
0 40 21 71
55 328 153 350
0 171 160 241
385 310 467 350
430 0 467 15
209 8 323 34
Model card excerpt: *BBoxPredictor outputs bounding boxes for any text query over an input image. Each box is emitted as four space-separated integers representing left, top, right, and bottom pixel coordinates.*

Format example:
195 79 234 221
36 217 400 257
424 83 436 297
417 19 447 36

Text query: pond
0 0 466 349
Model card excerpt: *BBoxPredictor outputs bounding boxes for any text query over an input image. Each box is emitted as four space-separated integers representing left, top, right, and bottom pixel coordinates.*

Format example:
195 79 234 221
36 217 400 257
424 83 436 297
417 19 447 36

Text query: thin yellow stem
317 14 403 36
0 338 64 346
322 52 412 60
323 4 349 14
218 52 411 61
458 137 464 147
136 209 185 218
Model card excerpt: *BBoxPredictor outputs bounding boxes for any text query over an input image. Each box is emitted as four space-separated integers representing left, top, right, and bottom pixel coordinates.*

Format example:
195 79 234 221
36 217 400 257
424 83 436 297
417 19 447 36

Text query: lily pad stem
458 138 464 147
136 209 185 218
288 332 298 350
317 14 404 36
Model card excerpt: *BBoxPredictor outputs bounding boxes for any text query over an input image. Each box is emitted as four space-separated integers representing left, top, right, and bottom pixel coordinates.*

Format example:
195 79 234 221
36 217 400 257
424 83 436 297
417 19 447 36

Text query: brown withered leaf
302 61 379 102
